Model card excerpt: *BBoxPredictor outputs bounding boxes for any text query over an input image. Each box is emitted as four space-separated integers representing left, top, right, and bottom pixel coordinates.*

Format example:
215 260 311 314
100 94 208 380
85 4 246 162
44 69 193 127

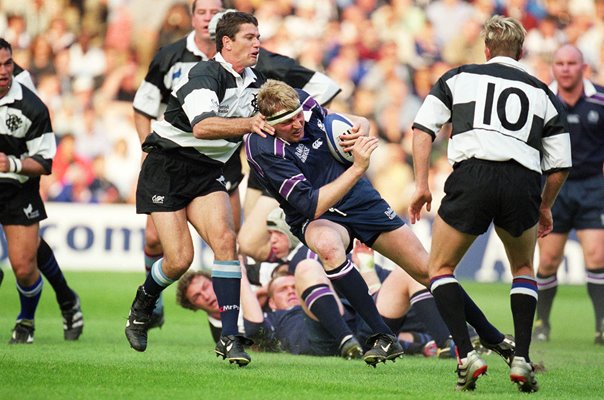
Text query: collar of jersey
186 31 210 59
214 52 258 84
487 56 527 73
0 80 23 106
549 78 596 97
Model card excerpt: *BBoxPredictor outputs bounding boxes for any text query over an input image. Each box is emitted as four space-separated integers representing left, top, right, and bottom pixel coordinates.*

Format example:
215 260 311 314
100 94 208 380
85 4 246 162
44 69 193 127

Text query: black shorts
438 158 541 237
551 174 604 233
223 148 244 195
247 168 272 196
0 180 47 225
136 150 227 214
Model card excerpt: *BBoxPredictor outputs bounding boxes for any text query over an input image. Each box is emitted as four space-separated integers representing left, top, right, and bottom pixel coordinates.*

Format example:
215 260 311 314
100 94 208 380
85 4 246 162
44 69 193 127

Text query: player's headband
266 105 302 126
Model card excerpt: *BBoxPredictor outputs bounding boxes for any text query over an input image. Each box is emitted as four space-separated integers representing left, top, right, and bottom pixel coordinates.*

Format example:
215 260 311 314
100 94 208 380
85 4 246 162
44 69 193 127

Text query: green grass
0 271 602 399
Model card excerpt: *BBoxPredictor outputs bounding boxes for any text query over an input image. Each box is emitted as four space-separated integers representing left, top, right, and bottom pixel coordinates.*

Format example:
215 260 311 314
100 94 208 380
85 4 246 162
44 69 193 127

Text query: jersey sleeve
243 316 281 352
540 91 572 173
133 51 173 119
25 99 56 173
175 73 221 127
412 70 456 140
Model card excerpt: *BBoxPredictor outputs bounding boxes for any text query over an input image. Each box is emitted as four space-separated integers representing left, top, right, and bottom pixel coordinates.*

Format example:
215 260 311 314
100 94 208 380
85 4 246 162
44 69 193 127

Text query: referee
409 16 571 392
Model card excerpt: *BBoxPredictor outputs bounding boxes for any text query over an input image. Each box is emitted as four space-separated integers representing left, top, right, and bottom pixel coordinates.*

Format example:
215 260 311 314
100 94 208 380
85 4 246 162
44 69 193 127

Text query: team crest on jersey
6 114 23 132
295 144 309 162
588 110 599 124
312 138 323 149
251 93 259 113
317 120 325 132
384 207 396 220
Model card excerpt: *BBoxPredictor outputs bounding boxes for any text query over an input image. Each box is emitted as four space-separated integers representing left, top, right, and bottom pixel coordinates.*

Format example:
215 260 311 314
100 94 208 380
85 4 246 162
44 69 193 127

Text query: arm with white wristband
0 152 48 176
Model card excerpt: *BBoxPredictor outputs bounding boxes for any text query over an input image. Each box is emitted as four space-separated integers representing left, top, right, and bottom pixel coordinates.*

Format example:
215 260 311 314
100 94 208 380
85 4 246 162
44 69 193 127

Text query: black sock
382 315 405 335
301 284 353 345
458 286 503 344
409 289 451 347
37 238 75 306
587 267 604 332
429 275 473 358
510 276 538 361
536 272 558 325
326 259 392 335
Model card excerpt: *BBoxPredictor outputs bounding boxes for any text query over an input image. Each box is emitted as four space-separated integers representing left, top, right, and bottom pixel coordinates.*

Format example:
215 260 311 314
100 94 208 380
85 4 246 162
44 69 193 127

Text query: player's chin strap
266 105 302 126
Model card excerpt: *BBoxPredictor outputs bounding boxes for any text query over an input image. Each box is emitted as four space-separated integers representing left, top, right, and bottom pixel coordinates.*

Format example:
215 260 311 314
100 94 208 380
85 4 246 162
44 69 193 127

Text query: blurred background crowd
1 0 602 219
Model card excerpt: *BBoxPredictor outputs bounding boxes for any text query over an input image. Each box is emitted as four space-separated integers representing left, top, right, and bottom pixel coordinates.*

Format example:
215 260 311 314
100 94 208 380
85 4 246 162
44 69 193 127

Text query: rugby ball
324 113 354 165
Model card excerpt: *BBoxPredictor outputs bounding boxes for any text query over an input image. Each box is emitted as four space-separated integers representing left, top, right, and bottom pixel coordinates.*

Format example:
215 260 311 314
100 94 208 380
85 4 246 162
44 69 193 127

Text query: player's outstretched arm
408 128 433 224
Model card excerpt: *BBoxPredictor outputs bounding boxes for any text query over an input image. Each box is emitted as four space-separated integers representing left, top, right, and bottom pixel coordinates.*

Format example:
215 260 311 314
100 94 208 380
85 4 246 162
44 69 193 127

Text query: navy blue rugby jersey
550 79 604 180
244 90 379 229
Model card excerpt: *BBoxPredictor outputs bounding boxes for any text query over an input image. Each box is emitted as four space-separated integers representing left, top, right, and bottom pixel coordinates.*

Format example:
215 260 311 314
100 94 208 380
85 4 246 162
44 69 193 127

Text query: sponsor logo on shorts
23 204 40 220
384 207 396 220
312 138 323 149
217 175 227 188
152 195 165 204
295 144 309 162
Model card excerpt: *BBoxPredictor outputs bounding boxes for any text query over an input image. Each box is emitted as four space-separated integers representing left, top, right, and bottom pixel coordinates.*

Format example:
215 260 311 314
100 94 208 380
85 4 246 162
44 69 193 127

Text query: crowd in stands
1 0 602 218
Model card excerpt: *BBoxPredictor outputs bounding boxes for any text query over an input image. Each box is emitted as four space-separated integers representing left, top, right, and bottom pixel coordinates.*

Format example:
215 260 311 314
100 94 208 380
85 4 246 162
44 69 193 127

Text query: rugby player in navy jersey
410 16 571 392
533 44 604 345
245 78 440 366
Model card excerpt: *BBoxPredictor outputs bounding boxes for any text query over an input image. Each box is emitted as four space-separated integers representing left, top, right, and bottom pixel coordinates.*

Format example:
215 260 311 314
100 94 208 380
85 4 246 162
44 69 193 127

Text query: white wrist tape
7 155 22 173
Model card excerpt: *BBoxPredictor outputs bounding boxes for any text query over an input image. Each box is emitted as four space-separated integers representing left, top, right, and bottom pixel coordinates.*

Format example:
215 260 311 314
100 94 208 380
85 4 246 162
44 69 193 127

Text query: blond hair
257 79 300 118
482 15 526 59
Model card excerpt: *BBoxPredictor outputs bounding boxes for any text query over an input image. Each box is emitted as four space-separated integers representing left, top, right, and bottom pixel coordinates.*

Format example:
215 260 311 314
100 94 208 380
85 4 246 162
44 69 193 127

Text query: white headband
266 105 302 126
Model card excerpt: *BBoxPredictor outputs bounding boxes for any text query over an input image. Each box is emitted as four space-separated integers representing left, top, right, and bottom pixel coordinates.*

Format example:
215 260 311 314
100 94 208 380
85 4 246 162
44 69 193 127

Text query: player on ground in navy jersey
533 44 604 345
409 16 572 392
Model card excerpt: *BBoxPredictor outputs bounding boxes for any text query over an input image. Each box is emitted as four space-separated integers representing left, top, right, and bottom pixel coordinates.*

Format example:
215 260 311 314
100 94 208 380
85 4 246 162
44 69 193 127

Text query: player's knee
164 251 194 272
538 255 562 274
295 259 325 279
210 228 237 259
311 237 344 264
11 261 37 282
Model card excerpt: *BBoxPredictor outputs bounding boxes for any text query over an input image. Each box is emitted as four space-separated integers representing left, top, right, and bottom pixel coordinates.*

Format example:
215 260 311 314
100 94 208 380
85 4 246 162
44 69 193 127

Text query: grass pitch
0 271 602 399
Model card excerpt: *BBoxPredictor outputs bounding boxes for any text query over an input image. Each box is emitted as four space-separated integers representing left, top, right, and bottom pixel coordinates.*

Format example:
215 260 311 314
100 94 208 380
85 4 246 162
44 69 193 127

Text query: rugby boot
363 333 404 367
125 286 158 352
215 335 253 367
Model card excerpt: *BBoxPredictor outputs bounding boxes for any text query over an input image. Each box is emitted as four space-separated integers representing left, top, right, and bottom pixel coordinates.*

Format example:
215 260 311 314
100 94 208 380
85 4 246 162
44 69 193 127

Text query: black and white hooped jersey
133 30 341 121
550 79 604 180
413 56 572 174
133 32 209 120
245 90 382 230
143 52 265 164
0 81 56 185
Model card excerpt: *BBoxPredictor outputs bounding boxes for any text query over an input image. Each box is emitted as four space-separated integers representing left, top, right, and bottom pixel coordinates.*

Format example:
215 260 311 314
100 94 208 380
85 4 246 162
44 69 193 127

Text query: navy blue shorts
136 149 226 213
0 180 47 225
552 174 604 233
292 197 404 253
439 158 541 237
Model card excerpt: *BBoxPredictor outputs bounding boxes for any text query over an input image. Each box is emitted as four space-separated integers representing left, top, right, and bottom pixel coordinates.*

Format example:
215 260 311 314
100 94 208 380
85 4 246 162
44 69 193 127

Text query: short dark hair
0 38 13 53
176 269 212 311
215 11 257 52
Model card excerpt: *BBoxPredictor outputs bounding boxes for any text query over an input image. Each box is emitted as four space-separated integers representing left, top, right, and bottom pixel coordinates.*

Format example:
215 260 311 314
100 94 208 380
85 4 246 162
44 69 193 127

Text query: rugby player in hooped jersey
245 79 429 366
409 15 571 392
124 12 269 367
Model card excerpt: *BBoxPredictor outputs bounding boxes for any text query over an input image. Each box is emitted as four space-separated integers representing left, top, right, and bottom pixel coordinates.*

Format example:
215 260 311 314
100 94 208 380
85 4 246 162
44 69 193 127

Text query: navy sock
302 284 353 345
382 315 405 335
409 289 451 347
536 272 558 325
587 267 604 332
37 238 75 306
326 259 392 335
211 260 241 337
142 258 175 297
510 276 538 361
459 286 503 344
17 275 44 320
430 275 473 359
